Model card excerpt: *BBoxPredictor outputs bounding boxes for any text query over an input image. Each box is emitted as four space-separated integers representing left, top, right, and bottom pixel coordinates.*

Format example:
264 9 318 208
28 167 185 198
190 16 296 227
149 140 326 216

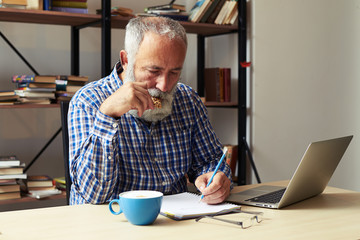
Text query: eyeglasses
195 209 264 229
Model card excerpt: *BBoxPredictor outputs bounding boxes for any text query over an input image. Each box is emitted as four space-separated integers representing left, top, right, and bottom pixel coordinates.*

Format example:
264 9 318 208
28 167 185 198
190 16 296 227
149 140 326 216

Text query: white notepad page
160 192 240 220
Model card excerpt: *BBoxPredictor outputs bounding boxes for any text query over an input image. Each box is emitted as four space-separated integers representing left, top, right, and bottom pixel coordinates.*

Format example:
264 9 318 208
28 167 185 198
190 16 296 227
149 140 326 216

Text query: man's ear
119 50 128 68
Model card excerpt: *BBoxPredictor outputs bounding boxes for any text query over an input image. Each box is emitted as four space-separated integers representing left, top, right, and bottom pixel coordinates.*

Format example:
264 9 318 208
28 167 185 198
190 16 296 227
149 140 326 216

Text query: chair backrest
60 101 71 205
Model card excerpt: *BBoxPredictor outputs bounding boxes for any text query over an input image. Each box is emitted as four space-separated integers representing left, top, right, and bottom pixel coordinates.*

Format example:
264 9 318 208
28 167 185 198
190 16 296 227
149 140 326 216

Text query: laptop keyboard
246 188 286 204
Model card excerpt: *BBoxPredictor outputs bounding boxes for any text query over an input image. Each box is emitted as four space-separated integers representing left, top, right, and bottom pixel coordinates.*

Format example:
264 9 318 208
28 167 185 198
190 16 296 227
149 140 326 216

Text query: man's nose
155 74 169 92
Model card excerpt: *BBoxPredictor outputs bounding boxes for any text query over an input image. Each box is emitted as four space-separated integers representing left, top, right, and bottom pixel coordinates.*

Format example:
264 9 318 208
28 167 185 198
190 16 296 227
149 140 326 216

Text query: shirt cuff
92 110 119 141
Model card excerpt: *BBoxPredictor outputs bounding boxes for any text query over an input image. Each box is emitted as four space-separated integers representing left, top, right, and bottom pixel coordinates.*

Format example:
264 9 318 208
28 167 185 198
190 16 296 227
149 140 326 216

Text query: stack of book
0 90 19 106
189 0 238 25
12 74 88 103
54 75 89 102
0 0 27 9
53 177 66 191
51 0 88 14
25 175 62 199
204 67 231 102
0 155 26 201
13 75 56 104
143 2 188 21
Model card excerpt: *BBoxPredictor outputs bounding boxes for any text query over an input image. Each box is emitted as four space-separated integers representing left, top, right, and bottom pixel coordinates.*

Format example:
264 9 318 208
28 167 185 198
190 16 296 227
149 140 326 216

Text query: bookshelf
0 0 247 189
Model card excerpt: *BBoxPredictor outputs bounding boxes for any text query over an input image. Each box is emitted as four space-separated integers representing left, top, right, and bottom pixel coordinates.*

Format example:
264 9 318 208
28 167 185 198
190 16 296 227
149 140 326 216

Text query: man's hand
99 82 154 118
195 171 231 204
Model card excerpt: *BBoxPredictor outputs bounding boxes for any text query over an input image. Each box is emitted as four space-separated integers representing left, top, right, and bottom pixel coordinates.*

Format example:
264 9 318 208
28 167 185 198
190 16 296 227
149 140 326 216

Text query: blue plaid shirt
68 64 232 205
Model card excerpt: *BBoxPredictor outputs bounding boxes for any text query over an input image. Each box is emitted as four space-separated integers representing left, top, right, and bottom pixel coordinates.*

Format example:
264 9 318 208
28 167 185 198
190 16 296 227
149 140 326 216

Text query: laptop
226 135 353 209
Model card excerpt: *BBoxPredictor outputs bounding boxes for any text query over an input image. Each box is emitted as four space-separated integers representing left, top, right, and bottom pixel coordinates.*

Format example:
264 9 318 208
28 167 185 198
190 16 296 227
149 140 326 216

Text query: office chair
60 101 71 205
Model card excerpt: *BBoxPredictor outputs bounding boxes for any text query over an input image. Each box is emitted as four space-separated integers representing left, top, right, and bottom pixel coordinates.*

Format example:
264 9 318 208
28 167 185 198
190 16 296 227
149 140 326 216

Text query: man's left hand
195 171 231 204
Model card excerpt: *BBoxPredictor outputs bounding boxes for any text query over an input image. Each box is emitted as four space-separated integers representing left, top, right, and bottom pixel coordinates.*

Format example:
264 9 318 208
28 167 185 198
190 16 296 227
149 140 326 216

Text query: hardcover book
27 175 53 187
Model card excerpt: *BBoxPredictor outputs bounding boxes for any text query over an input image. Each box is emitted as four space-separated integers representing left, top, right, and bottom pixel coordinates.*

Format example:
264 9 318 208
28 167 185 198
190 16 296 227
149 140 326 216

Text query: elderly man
68 16 232 205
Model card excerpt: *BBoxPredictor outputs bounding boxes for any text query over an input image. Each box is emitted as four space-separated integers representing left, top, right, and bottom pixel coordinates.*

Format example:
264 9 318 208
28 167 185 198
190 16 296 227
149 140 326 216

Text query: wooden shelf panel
0 8 100 26
0 8 238 36
204 101 238 108
0 104 60 109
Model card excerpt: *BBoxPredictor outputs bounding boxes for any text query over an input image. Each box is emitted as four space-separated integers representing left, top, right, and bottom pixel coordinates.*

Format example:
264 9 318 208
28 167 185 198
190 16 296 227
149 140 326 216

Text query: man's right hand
99 82 154 118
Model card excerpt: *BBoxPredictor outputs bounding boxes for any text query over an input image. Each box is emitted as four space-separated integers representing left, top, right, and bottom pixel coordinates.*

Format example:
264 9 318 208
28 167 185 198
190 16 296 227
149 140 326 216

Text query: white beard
123 62 176 122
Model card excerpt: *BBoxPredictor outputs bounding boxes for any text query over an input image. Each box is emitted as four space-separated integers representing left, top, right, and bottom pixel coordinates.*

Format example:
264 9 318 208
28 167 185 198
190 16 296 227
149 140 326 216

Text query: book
0 192 21 200
14 89 55 99
0 156 20 167
55 79 85 92
0 179 18 185
188 0 206 21
0 90 15 97
12 75 88 84
190 0 212 23
146 3 186 12
214 1 230 24
0 173 27 180
146 8 181 14
26 0 43 10
223 1 238 25
52 1 87 8
0 165 24 175
16 98 51 104
17 82 56 89
223 68 231 102
53 0 87 2
2 0 27 5
53 177 66 190
199 0 223 23
160 192 240 220
204 68 231 102
43 0 51 10
27 185 56 191
0 184 20 194
1 3 26 8
27 175 53 187
204 68 221 102
206 0 226 23
27 189 62 199
52 6 88 13
0 95 19 102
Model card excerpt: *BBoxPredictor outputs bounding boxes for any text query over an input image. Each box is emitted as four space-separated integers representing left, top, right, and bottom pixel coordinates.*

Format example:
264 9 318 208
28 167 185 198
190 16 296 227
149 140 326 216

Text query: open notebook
160 192 240 220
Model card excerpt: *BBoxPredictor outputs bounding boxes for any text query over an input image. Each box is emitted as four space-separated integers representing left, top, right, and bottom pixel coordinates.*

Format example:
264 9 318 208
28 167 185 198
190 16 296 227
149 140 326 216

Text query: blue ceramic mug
109 190 163 225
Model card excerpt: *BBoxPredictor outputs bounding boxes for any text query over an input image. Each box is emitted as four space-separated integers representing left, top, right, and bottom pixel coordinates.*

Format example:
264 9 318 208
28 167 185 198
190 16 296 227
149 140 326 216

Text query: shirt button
112 123 117 128
108 156 112 160
162 181 166 186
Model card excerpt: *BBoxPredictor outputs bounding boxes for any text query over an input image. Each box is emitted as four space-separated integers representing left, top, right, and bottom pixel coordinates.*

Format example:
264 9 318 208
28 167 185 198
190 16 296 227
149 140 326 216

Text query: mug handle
109 199 123 215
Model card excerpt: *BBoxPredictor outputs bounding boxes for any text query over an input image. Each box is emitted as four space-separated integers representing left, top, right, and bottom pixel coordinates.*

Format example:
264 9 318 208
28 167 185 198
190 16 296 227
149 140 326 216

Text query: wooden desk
0 182 359 240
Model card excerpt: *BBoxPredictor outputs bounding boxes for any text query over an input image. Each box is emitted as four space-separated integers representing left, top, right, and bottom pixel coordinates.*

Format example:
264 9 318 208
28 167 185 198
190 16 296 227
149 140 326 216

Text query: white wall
250 0 360 191
0 1 238 178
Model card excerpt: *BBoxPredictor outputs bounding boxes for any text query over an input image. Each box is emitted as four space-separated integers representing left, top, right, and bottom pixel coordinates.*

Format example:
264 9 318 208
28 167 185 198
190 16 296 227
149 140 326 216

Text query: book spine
52 0 87 2
12 75 36 83
52 1 87 8
206 0 226 23
52 6 88 13
43 0 52 10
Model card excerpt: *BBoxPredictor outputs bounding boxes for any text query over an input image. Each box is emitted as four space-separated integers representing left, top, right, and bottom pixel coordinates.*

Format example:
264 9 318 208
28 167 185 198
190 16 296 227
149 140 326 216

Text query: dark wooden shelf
0 192 66 212
0 104 60 109
0 8 238 36
0 8 101 26
204 101 238 108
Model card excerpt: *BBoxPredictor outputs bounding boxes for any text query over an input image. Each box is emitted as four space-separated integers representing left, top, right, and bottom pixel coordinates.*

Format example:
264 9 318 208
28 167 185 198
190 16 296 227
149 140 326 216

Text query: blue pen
199 148 228 201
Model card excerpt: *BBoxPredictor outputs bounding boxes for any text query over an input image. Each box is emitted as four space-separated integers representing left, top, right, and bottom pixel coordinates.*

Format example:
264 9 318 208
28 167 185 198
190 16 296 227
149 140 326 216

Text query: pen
199 148 228 201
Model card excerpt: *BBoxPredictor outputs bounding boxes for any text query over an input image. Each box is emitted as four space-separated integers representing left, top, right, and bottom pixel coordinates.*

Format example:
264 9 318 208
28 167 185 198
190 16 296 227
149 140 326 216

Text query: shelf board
0 104 60 109
0 8 238 36
204 101 238 108
0 8 101 26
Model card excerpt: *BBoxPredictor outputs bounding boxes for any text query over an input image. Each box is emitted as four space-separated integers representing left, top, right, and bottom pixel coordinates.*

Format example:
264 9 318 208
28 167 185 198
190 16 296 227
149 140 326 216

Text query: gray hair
124 17 187 65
